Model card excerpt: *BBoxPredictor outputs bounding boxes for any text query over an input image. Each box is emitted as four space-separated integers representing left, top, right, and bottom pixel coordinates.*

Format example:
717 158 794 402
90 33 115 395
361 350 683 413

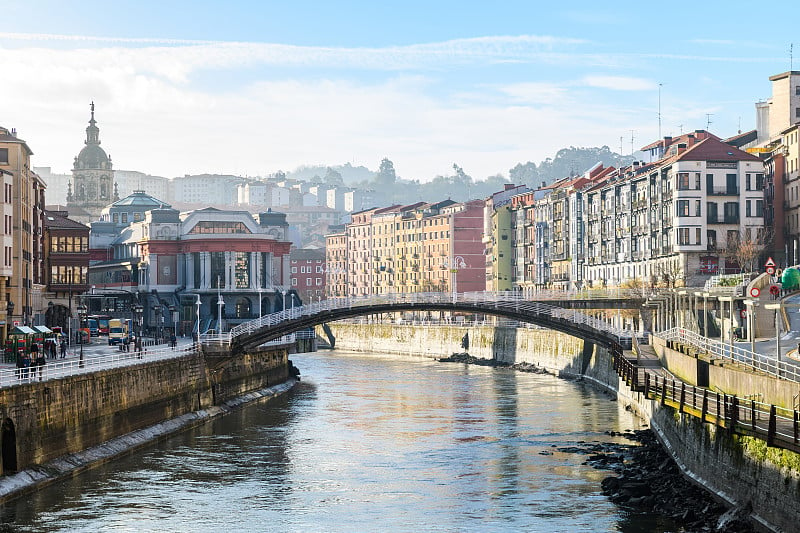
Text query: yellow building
0 126 46 341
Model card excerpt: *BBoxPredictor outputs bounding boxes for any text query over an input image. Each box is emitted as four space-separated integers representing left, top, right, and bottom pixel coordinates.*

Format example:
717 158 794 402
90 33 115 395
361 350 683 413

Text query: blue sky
1 1 797 181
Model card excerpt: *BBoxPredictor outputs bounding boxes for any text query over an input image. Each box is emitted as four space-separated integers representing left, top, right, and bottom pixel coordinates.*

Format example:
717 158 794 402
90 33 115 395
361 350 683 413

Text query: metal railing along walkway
658 327 800 383
0 344 197 389
615 351 800 454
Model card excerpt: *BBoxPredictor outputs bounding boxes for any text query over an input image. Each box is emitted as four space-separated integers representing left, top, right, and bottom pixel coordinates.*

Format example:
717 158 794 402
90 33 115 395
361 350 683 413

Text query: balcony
706 215 740 224
708 186 739 196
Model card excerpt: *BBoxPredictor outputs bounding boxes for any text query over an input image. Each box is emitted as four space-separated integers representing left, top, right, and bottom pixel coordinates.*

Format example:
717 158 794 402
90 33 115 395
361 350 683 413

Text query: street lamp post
5 300 14 348
76 303 87 368
195 294 201 344
217 295 224 334
133 303 144 343
168 305 176 337
154 305 162 343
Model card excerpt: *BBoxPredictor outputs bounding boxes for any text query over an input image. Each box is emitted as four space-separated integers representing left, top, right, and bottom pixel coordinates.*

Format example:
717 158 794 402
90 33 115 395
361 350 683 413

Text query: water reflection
0 350 675 533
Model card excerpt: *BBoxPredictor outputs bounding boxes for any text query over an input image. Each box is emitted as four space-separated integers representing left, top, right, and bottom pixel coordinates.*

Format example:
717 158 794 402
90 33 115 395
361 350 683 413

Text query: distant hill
287 163 374 185
509 146 634 189
282 146 632 207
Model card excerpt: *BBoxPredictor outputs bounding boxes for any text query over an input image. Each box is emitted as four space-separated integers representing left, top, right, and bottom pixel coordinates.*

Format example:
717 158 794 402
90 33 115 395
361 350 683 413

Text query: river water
0 351 679 532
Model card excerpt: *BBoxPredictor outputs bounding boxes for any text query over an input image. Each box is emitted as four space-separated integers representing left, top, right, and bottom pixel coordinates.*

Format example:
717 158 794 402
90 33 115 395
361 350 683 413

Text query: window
796 108 800 119
316 278 322 286
0 148 7 164
677 173 690 190
306 278 312 285
695 200 701 216
746 200 751 217
121 213 128 224
676 200 690 217
291 278 297 286
696 228 701 245
678 228 690 245
235 252 250 288
756 200 764 217
291 267 297 273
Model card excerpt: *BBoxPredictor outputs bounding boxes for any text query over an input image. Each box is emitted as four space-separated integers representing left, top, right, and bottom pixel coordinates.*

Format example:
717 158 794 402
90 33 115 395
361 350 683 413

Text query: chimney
10 128 16 138
541 181 546 188
677 143 688 154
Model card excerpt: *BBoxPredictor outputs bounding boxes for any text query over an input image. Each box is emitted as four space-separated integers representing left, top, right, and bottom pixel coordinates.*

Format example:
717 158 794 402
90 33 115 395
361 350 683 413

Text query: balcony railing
706 215 740 224
708 186 739 196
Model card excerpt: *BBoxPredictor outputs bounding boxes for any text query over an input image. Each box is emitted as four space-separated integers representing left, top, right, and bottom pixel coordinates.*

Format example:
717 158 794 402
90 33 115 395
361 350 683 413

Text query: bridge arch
223 294 636 356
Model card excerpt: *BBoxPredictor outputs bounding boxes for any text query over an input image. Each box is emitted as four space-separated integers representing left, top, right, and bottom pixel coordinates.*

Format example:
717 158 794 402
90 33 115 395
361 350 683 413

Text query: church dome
76 143 109 168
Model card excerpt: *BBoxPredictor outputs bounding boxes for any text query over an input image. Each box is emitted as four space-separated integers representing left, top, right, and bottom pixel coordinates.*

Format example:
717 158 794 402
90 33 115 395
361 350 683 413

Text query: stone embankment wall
326 323 617 390
328 322 800 532
0 346 289 481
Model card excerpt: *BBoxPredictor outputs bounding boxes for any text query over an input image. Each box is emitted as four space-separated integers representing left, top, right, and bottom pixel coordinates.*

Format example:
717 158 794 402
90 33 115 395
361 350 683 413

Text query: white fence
0 344 197 389
658 327 800 383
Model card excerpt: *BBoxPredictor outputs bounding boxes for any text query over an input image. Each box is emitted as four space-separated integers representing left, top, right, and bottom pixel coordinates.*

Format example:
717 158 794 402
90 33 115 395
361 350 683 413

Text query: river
0 350 679 532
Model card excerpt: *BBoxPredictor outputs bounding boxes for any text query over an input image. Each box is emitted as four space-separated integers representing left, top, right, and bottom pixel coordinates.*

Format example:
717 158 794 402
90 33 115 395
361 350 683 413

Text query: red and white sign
765 257 776 267
740 309 747 318
749 287 761 298
770 285 780 296
766 266 776 275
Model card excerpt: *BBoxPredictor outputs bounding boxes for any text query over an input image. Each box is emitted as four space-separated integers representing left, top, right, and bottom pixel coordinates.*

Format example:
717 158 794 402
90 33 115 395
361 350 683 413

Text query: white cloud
0 33 662 182
581 75 657 91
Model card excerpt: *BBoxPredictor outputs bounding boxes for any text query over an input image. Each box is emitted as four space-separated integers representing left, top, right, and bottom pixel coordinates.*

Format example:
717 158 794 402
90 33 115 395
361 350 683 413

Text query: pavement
1 335 197 369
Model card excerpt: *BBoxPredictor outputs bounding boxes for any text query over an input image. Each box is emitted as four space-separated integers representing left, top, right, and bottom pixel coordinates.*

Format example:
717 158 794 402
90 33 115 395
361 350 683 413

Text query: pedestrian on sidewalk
60 339 67 358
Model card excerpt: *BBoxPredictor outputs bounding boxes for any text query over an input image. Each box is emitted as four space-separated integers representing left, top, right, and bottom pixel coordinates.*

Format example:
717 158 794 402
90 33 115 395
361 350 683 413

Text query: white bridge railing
218 291 637 347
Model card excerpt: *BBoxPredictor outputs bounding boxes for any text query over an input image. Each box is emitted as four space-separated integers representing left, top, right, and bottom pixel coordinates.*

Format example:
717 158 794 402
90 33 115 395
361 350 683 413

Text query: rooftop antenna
706 113 713 131
630 130 635 155
658 83 663 140
738 116 742 134
678 124 684 134
620 136 624 155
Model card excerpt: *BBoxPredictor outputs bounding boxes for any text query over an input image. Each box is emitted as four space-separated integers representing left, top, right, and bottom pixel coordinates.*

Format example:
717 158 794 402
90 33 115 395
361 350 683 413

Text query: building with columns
89 206 292 335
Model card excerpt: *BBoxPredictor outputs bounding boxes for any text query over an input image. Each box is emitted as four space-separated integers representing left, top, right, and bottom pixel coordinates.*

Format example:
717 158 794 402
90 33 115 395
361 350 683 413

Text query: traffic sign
770 285 780 296
765 257 776 267
767 265 776 275
740 309 747 318
749 287 761 298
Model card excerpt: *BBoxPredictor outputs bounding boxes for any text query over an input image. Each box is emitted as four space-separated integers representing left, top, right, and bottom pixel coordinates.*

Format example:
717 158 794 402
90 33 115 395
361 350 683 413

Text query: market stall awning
10 326 36 335
33 325 52 334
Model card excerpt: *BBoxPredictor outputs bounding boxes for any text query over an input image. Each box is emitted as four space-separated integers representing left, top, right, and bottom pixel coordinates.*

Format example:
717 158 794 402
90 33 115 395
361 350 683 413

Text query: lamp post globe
76 303 87 368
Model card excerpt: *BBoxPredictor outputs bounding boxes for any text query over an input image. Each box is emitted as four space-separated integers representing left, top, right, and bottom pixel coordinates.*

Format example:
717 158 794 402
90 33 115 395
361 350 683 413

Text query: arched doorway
260 297 271 316
235 297 251 319
2 418 17 473
45 304 71 330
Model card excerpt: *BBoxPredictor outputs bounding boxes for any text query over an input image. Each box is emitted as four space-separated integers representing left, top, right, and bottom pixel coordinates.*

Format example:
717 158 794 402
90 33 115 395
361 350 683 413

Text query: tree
723 228 771 274
376 158 397 186
509 162 538 185
324 167 344 186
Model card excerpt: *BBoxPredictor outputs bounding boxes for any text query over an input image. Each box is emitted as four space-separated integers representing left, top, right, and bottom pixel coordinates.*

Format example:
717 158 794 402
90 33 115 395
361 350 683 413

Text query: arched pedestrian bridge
204 291 646 356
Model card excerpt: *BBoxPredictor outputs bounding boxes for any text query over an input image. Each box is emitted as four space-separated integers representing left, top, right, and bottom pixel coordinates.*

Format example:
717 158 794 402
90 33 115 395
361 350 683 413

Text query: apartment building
326 199 485 297
0 126 46 338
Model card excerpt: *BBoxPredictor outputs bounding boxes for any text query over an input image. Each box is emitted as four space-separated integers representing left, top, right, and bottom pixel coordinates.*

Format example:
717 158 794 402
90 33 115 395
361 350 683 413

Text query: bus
88 314 111 336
